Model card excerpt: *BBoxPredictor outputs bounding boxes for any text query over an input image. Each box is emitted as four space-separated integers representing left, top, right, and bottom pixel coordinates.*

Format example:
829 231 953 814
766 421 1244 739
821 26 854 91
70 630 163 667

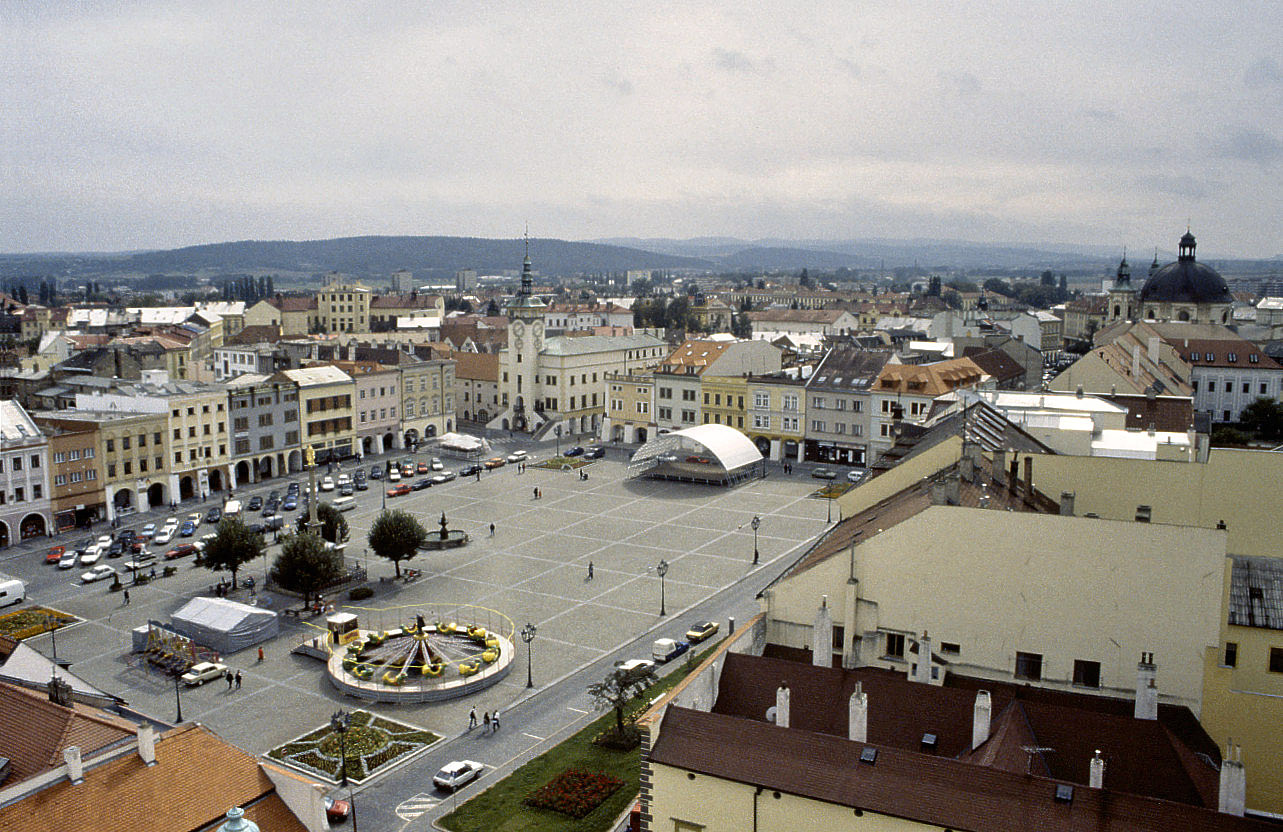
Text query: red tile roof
0 682 136 786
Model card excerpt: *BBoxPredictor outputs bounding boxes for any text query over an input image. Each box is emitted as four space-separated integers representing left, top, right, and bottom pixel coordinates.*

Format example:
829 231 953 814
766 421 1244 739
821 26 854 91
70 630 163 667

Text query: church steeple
506 227 546 317
520 226 534 297
1116 251 1131 287
1178 230 1197 262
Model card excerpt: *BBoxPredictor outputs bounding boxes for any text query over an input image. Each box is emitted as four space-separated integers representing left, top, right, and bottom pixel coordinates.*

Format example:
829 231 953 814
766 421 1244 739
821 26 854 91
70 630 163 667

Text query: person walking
123 589 131 606
225 669 234 690
235 670 242 690
483 711 491 733
257 646 264 663
489 522 495 537
587 560 594 581
469 707 478 730
492 710 501 732
533 486 538 500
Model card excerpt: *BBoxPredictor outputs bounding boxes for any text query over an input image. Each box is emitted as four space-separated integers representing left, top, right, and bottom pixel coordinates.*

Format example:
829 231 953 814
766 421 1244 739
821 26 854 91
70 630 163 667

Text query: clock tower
505 234 547 432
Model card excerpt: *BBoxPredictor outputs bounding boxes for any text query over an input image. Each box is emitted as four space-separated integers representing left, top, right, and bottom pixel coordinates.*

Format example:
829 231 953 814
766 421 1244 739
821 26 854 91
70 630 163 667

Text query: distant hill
0 236 712 280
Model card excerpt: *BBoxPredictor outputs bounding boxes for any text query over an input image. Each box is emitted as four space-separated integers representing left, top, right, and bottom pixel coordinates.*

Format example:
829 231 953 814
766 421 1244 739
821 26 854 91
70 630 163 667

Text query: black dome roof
1138 233 1231 305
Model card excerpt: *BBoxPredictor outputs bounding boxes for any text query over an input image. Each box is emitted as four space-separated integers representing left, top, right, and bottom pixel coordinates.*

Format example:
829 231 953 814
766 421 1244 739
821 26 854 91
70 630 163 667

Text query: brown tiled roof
1100 393 1194 432
269 295 318 312
226 325 283 346
1168 337 1281 370
0 682 136 786
329 359 395 376
661 339 731 373
962 347 1024 383
450 350 499 382
0 723 310 832
747 308 845 324
370 293 440 309
875 357 987 397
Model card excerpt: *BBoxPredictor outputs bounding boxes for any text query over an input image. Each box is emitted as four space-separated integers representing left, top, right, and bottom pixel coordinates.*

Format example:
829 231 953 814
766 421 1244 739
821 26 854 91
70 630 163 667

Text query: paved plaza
12 455 828 758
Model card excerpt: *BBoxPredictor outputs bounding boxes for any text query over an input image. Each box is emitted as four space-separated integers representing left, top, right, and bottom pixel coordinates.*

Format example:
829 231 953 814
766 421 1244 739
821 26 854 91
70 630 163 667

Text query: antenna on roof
1021 745 1056 775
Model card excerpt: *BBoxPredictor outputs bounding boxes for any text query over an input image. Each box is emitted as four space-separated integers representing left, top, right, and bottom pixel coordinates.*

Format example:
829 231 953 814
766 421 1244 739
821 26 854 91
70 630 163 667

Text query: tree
485 298 500 316
202 517 265 590
799 268 814 289
927 276 942 297
731 312 752 339
367 510 427 577
1238 397 1283 440
270 532 342 607
315 502 349 544
588 663 659 741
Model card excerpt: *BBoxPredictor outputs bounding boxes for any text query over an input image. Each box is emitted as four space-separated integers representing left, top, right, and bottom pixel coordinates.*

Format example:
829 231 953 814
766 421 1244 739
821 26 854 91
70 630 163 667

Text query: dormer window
1228 353 1237 362
1251 354 1260 363
1205 353 1214 361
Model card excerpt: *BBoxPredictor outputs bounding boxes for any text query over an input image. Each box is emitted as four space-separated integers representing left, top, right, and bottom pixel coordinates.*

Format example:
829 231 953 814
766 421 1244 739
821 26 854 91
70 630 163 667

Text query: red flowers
525 768 624 818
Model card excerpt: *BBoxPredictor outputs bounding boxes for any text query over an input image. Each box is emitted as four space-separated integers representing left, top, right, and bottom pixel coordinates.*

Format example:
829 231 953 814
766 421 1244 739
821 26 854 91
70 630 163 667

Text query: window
137 433 146 447
86 446 95 458
188 427 196 438
782 416 799 432
940 642 960 655
123 461 131 475
752 414 770 429
835 423 845 434
782 394 798 411
881 400 893 414
1250 354 1260 363
33 484 42 499
682 388 696 401
811 420 826 432
154 456 162 470
1073 659 1101 688
1015 651 1043 681
54 474 66 486
106 438 115 452
1263 383 1270 395
637 402 649 414
139 458 147 472
1225 381 1233 393
87 469 97 480
703 392 709 405
884 633 905 659
174 452 182 464
1224 642 1238 668
1228 352 1238 362
681 409 696 424
812 396 826 409
1271 648 1283 674
53 451 66 464
14 487 23 502
658 407 672 420
753 392 769 408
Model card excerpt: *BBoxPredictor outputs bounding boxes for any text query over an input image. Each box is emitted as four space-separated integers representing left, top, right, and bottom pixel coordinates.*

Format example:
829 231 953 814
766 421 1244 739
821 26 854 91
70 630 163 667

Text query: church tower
1108 253 1136 323
504 232 547 432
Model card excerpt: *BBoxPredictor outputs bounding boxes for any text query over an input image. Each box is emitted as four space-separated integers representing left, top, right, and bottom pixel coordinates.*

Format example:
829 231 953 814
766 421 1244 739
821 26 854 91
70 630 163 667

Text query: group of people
224 668 243 689
468 707 501 733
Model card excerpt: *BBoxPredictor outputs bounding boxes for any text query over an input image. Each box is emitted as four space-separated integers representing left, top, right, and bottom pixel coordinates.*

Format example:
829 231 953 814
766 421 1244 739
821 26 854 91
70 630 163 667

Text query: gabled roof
225 325 284 346
540 333 663 356
1228 556 1283 631
370 293 441 309
747 308 847 324
661 339 731 373
279 364 352 386
0 682 136 786
450 350 500 382
874 356 988 397
961 347 1024 383
267 295 318 312
808 348 892 392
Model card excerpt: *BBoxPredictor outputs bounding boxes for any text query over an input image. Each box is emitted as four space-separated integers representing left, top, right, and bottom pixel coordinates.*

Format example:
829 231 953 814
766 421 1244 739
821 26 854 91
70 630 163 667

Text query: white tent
168 597 279 654
435 432 490 452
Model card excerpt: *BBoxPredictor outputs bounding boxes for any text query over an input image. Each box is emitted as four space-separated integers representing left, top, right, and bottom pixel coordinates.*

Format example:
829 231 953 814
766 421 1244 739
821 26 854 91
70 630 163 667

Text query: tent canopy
169 597 278 654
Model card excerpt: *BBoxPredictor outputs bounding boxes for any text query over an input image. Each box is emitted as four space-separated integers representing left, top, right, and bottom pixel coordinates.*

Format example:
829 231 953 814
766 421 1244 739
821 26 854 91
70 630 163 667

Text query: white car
430 458 444 471
79 547 103 566
58 551 80 569
96 534 112 547
388 470 401 482
153 528 174 545
180 661 229 686
616 658 656 677
80 564 116 583
337 473 351 486
187 512 203 527
320 477 335 492
505 452 527 464
140 523 156 538
846 469 868 484
433 760 484 792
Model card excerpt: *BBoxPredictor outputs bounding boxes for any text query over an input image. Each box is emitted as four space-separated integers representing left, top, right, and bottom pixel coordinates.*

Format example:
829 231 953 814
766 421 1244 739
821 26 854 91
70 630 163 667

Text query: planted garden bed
0 607 78 641
266 710 440 783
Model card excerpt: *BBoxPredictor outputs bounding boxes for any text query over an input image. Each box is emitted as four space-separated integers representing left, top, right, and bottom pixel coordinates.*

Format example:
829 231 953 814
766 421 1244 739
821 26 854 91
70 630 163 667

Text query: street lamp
173 673 184 722
751 515 760 566
555 425 563 456
331 710 359 832
827 488 833 524
45 613 59 665
521 622 538 688
656 559 669 616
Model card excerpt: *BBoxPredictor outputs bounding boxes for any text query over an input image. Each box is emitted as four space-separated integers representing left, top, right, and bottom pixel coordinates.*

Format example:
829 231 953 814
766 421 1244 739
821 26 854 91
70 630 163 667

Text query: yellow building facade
699 375 747 431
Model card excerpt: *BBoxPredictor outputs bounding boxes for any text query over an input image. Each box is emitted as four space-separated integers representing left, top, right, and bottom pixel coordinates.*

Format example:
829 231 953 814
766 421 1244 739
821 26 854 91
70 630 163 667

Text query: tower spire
519 227 534 297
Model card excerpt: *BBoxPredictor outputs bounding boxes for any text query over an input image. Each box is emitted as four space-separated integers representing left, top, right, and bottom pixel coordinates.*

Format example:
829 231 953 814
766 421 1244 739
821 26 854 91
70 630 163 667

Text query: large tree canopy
367 510 427 578
202 517 264 589
270 533 342 606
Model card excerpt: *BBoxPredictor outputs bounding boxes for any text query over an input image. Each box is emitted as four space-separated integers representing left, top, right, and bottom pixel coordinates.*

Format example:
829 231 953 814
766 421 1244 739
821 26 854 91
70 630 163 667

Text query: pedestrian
483 711 491 732
587 561 594 581
123 589 131 605
257 646 264 663
226 669 234 689
492 710 500 731
469 707 478 730
235 670 242 689
533 486 538 500
489 522 495 537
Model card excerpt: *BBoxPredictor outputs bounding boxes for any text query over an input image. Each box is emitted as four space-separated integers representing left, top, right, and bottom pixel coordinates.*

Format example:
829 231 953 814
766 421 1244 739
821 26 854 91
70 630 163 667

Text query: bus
332 496 356 512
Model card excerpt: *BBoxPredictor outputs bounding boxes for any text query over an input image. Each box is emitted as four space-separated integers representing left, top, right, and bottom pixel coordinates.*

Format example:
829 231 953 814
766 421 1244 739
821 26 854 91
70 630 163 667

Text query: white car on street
79 547 103 566
154 527 174 545
180 661 229 686
80 564 116 583
433 760 484 791
58 551 80 569
320 477 335 491
337 473 351 486
429 458 444 471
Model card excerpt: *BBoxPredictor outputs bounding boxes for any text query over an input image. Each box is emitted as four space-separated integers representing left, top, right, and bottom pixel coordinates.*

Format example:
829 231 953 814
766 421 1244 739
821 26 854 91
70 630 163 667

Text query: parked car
584 446 605 459
354 478 369 491
287 482 301 495
153 528 175 545
684 621 720 643
370 466 384 479
431 471 457 485
180 661 229 686
79 547 103 566
118 529 137 543
811 467 837 480
337 474 351 486
247 496 263 511
433 760 484 792
416 462 430 474
106 540 125 558
140 523 156 539
484 456 506 469
320 476 335 492
187 512 203 527
59 551 80 569
46 545 65 564
206 508 222 524
339 484 354 497
80 564 116 583
616 658 656 677
652 638 690 663
846 469 868 484
386 484 411 498
685 455 710 464
459 464 483 477
282 496 298 511
324 796 351 823
564 446 585 457
388 469 401 482
164 544 199 560
411 478 432 491
179 521 196 537
507 449 528 461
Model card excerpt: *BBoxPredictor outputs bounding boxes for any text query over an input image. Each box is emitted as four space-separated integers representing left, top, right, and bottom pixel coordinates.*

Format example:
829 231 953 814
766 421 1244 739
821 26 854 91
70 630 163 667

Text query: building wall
764 506 1224 712
699 375 747 432
1202 637 1283 814
351 368 400 454
655 373 702 430
300 379 356 461
746 378 806 461
399 360 454 444
167 390 231 498
606 373 656 441
1192 366 1283 423
228 381 302 482
0 438 51 545
46 424 104 531
95 412 170 516
806 386 871 466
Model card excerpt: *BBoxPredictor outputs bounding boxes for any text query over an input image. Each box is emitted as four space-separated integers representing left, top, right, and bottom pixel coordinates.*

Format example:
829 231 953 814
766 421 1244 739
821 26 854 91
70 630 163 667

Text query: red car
164 544 199 560
386 484 411 498
325 796 350 823
416 462 430 474
46 545 65 564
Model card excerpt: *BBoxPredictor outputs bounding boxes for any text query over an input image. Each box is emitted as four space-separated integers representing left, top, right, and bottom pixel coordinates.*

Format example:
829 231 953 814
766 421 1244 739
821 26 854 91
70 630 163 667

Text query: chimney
1059 491 1075 516
1008 458 1019 495
137 723 156 766
775 684 790 728
1135 652 1158 720
992 449 1007 485
1218 742 1246 817
972 690 992 749
1022 456 1033 498
959 453 975 483
1089 749 1106 789
63 746 83 784
1147 336 1160 362
813 596 833 668
1075 384 1084 399
912 632 933 684
1131 344 1141 378
849 683 868 743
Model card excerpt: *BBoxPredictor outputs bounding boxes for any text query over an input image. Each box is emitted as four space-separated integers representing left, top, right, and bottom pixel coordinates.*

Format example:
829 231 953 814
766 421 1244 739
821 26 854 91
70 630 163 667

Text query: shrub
349 586 374 601
525 769 624 818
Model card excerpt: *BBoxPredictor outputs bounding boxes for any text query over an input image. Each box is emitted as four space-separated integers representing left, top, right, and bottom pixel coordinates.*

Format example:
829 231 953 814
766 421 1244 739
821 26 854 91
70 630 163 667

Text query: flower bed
534 457 589 470
524 769 624 819
0 607 78 641
266 710 441 784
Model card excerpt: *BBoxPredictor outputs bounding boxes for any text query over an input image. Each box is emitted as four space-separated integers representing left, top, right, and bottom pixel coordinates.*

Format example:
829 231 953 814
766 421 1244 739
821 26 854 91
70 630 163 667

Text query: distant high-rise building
390 269 412 293
455 269 478 292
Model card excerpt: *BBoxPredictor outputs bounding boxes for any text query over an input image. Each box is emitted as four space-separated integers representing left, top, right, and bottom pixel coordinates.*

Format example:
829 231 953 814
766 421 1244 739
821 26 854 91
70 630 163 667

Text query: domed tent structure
1138 232 1233 325
627 424 766 485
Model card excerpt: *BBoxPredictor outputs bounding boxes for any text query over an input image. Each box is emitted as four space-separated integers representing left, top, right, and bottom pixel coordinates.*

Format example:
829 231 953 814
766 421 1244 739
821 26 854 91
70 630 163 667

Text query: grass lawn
534 456 590 470
440 642 721 832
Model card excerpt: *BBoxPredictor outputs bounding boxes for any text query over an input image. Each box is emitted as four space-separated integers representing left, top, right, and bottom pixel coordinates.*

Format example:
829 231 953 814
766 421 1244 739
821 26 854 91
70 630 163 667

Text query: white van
0 579 26 608
223 499 242 519
332 496 356 512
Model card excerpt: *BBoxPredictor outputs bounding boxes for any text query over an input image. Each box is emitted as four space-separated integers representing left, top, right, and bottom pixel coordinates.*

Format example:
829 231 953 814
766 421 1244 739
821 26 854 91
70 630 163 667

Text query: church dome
1138 232 1231 305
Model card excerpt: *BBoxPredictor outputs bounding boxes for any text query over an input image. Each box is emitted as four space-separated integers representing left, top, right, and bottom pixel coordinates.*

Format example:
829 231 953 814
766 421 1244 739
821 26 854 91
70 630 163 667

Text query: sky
3 2 1282 257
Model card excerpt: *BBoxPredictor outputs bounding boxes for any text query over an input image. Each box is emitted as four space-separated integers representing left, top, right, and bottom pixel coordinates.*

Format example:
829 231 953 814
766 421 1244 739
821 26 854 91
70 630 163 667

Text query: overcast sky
4 2 1281 257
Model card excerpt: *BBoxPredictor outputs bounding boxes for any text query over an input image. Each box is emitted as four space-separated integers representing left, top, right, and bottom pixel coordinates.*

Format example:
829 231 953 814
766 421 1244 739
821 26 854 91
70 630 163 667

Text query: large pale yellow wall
1011 448 1283 558
651 763 935 832
767 507 1225 710
1203 646 1283 814
836 435 962 519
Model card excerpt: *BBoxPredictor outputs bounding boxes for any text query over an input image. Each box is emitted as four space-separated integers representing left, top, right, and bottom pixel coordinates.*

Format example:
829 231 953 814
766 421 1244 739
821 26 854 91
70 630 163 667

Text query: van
332 496 356 512
223 499 242 518
264 514 285 531
652 638 690 663
0 579 27 608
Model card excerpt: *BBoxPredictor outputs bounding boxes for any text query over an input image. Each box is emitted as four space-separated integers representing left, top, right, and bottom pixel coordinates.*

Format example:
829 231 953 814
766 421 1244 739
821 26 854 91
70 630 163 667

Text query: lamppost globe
657 559 669 616
521 623 538 688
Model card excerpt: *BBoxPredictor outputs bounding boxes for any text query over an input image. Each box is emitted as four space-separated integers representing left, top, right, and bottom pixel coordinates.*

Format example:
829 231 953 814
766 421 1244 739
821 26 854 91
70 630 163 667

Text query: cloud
1245 57 1283 88
603 74 634 96
711 48 771 74
1079 108 1120 122
937 70 981 97
1220 130 1283 165
1134 174 1217 200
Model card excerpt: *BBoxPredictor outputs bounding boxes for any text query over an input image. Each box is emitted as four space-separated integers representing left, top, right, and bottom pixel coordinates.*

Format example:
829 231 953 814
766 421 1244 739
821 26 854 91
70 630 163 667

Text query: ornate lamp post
657 559 669 616
521 622 538 688
751 515 760 565
331 709 359 831
45 612 59 665
555 425 563 456
173 673 184 722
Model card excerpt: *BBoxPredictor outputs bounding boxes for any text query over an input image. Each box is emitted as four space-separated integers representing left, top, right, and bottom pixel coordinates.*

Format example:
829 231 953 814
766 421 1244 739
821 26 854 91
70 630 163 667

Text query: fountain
419 511 469 551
